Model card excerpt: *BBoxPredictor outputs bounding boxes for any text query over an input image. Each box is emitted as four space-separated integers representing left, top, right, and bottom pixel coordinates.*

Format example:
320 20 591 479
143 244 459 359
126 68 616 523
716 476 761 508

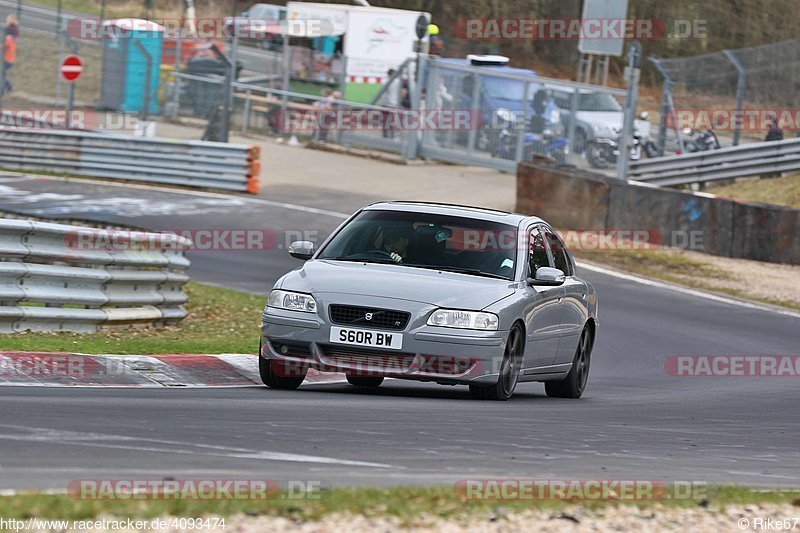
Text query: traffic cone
288 135 300 147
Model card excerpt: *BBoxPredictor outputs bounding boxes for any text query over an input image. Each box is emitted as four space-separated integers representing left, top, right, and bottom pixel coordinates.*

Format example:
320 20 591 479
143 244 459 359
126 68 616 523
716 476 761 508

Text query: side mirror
288 240 315 260
639 111 649 121
527 267 565 286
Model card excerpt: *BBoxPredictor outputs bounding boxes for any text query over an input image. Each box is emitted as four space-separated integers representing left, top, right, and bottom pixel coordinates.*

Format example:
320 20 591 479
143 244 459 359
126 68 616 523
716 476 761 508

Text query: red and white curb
0 352 346 387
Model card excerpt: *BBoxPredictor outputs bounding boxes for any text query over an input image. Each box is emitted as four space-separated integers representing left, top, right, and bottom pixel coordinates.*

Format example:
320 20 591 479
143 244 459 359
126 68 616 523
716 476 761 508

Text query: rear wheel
346 375 384 387
545 325 592 399
469 325 523 401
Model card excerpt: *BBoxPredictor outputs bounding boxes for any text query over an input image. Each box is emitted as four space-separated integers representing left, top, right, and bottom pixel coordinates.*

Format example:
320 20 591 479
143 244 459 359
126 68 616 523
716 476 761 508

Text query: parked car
548 88 652 156
259 202 598 401
223 3 286 49
437 55 542 151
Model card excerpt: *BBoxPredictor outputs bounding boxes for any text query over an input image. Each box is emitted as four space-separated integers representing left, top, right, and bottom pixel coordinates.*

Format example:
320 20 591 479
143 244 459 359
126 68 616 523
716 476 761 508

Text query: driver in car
382 227 411 263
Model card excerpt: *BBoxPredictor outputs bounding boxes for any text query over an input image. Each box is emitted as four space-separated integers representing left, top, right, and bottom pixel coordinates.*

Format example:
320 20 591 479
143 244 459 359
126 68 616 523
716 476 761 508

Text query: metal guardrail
0 219 192 333
0 129 261 193
628 137 800 187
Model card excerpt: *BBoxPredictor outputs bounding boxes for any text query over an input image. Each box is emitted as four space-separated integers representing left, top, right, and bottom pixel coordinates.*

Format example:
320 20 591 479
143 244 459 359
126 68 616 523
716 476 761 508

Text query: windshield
317 209 519 281
578 92 622 112
481 76 537 102
551 91 622 112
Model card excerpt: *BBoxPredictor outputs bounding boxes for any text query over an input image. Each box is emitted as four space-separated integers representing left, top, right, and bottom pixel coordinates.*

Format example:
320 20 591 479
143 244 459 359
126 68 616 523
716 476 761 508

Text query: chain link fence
651 37 800 154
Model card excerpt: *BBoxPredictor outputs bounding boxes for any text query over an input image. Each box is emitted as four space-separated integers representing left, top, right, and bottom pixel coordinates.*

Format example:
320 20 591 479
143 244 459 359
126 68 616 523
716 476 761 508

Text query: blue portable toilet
99 19 163 114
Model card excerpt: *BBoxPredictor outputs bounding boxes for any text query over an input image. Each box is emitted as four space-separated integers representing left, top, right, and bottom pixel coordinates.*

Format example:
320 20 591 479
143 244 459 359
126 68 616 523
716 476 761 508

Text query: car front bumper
260 307 509 385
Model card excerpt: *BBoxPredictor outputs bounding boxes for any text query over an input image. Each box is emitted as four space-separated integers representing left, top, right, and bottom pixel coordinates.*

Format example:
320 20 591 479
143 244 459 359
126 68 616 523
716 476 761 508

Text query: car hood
576 111 623 132
576 111 650 137
280 259 516 309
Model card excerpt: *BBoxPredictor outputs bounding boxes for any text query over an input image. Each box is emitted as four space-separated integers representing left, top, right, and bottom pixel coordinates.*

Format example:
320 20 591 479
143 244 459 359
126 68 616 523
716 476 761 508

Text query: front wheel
545 326 593 399
259 353 307 390
469 325 523 401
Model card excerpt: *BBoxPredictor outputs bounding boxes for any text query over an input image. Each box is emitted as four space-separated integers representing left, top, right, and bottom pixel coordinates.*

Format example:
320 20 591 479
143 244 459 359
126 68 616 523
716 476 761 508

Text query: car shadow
293 380 550 401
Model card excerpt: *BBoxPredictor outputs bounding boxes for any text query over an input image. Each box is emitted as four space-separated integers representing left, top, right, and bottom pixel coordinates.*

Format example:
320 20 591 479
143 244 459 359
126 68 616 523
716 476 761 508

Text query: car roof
437 58 538 78
363 201 542 226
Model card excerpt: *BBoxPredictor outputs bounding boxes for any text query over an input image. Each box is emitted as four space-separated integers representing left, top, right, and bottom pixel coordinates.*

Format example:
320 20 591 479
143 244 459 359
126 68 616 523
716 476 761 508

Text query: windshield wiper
323 257 398 264
402 264 511 280
323 259 511 280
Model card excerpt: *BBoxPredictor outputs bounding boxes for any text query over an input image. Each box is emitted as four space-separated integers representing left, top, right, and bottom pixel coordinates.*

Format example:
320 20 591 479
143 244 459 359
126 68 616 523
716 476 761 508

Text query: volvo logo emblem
364 312 373 321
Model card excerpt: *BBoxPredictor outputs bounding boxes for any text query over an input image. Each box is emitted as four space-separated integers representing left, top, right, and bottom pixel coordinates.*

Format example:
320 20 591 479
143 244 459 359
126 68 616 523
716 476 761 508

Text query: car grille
269 340 312 358
328 304 410 331
320 345 415 372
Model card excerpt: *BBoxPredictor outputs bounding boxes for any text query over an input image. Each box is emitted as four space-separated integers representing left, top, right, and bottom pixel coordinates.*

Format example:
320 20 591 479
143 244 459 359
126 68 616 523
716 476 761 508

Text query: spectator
765 114 783 142
312 89 332 142
2 14 19 95
380 68 401 138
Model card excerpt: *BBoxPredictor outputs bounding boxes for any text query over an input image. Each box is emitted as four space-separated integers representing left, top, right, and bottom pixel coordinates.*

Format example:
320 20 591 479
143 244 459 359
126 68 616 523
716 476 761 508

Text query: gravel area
650 248 800 308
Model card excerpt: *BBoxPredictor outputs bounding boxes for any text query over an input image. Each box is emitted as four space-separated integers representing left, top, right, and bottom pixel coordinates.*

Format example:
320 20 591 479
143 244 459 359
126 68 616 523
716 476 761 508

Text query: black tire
586 142 610 169
683 140 699 153
258 341 307 390
545 325 593 399
469 325 523 401
346 375 384 387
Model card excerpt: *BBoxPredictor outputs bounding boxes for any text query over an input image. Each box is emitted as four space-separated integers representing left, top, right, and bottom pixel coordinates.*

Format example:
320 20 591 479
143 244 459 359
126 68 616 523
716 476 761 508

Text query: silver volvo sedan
259 202 598 400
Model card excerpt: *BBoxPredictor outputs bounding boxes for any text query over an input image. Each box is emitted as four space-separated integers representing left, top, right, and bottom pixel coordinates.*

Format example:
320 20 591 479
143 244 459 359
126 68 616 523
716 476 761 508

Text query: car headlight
427 309 499 330
593 124 615 139
267 290 317 313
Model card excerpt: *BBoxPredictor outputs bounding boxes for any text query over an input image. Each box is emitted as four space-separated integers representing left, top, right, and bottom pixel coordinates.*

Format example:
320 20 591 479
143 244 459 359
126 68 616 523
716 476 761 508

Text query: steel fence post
514 81 529 162
616 41 641 182
466 72 480 156
567 87 578 163
723 49 746 147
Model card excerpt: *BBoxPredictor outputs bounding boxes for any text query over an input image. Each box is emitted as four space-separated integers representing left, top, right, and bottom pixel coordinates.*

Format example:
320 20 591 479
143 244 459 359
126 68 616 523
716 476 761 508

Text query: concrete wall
516 161 800 265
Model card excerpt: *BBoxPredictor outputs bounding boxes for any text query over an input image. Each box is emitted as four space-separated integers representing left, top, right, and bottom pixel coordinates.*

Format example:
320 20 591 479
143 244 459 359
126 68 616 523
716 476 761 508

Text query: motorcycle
490 108 569 164
587 124 656 169
681 127 720 153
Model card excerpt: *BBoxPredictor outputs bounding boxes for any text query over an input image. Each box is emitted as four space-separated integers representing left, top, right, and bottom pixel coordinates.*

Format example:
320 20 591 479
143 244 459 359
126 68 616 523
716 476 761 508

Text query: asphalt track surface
1 173 799 491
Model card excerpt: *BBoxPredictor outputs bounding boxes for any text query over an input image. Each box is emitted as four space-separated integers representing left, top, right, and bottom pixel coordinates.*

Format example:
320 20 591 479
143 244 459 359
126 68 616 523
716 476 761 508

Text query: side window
528 228 551 275
545 232 572 276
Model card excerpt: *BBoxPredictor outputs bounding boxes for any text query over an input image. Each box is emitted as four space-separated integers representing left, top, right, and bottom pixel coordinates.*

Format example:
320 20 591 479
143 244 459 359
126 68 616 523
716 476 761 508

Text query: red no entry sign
60 55 83 82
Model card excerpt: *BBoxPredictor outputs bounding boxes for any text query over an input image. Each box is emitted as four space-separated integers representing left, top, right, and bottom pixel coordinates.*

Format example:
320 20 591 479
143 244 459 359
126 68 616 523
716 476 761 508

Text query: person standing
380 68 401 138
2 14 19 95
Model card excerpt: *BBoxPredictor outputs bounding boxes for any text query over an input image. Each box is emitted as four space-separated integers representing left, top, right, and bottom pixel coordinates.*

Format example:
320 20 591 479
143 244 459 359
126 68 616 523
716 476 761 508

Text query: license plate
329 327 403 350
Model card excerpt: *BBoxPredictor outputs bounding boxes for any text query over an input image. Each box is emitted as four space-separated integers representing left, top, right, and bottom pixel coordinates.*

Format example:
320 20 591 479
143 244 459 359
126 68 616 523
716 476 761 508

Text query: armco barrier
0 219 192 333
516 161 800 265
0 128 260 193
628 137 800 188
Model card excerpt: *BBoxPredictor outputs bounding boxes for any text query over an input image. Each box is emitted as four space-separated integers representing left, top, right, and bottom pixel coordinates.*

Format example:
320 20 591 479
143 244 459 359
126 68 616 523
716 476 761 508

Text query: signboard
578 0 630 57
286 2 348 37
60 55 83 82
344 9 426 80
